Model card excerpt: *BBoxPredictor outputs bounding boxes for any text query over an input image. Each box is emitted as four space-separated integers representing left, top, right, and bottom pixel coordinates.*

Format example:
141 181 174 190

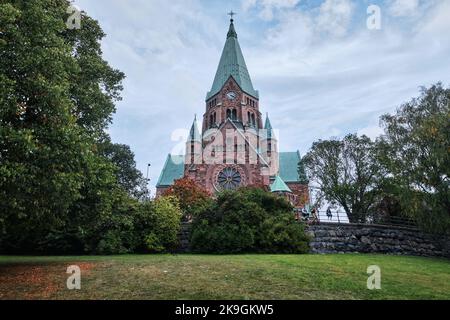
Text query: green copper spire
264 113 275 139
188 115 201 142
206 15 258 101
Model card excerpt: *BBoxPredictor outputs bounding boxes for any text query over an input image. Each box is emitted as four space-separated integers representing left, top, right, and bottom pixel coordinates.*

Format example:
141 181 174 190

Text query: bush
137 196 182 253
96 230 128 255
190 188 310 254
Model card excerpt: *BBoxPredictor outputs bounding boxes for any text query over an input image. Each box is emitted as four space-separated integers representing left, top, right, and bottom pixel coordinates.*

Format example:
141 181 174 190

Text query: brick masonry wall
307 223 450 258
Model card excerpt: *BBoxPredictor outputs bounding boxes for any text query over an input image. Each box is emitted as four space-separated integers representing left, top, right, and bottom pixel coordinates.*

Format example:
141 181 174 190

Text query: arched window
232 109 237 120
227 109 232 119
251 114 255 126
210 114 214 128
213 112 217 124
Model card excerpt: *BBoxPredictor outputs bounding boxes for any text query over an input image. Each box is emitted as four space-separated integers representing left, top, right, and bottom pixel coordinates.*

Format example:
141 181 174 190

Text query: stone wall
176 222 192 253
307 223 450 258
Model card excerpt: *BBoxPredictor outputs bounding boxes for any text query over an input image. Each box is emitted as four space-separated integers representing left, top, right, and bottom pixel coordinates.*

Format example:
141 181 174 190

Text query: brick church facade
156 17 309 209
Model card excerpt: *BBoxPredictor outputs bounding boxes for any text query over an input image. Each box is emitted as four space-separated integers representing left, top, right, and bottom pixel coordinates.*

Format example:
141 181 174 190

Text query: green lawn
0 254 449 300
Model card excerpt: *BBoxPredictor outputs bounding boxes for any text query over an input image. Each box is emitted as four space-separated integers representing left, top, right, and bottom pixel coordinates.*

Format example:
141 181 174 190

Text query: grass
0 254 449 300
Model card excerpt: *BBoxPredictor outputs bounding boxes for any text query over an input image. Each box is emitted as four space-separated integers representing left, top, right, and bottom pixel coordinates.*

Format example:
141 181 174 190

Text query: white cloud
358 125 384 140
316 0 354 36
242 0 301 20
387 0 420 17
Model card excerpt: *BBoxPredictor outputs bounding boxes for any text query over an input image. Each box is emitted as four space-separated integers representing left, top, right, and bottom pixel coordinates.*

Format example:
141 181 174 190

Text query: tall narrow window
232 109 237 120
227 109 231 119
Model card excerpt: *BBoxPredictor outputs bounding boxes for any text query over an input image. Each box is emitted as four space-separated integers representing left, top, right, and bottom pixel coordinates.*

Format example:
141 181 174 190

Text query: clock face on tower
226 91 237 101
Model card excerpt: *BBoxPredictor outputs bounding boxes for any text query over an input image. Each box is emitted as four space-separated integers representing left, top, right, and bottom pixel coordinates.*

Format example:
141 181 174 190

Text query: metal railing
300 210 416 228
302 211 350 224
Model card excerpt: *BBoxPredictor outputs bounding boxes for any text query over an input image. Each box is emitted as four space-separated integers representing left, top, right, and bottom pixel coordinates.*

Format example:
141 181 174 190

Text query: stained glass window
217 167 241 190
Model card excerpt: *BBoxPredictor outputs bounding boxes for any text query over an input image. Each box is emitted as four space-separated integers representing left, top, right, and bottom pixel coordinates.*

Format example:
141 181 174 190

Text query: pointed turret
186 115 202 167
188 115 201 142
206 16 258 100
264 113 275 140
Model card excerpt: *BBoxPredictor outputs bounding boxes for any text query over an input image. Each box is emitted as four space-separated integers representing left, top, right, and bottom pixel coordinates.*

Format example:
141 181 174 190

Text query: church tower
157 13 309 210
186 14 271 192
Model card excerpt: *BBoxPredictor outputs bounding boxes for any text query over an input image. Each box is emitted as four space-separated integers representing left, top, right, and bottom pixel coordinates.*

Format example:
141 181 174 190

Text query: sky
73 0 450 194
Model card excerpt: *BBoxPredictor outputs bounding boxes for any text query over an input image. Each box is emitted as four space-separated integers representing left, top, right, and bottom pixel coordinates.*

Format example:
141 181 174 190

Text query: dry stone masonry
307 223 450 258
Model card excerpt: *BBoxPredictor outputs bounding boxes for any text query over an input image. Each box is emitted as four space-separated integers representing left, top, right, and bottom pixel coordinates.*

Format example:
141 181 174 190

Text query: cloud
387 0 420 17
316 0 355 37
242 0 301 20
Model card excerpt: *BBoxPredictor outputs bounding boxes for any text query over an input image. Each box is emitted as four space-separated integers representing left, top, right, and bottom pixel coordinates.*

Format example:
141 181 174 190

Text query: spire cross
228 10 236 21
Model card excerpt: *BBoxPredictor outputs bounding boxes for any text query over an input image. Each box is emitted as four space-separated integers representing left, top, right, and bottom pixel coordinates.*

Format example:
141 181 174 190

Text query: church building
156 15 309 209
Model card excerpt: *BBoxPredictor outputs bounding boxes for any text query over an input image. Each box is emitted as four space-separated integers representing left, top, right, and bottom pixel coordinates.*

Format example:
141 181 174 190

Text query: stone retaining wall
176 222 191 253
176 221 450 257
307 223 450 258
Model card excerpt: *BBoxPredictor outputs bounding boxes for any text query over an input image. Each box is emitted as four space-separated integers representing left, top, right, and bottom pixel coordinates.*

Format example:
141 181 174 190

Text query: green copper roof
156 154 185 187
206 19 258 100
270 175 292 193
279 151 302 183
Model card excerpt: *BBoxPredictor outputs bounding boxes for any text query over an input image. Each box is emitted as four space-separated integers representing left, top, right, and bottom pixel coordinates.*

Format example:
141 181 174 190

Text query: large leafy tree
378 83 450 234
99 138 149 199
303 134 382 223
0 0 130 252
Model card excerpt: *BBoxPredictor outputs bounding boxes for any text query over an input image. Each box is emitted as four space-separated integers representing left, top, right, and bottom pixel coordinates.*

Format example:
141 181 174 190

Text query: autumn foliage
163 177 212 220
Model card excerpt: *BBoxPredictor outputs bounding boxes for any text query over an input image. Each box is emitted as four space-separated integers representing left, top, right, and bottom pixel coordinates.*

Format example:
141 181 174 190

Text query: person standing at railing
311 207 319 224
326 207 333 221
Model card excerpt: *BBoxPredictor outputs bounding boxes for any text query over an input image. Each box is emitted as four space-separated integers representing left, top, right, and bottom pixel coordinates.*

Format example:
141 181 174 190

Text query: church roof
156 154 185 187
206 19 258 101
270 175 292 193
279 151 302 183
156 151 306 188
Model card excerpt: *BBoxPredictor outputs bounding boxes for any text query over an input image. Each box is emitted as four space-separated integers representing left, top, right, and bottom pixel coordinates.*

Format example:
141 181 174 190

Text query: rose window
216 167 242 190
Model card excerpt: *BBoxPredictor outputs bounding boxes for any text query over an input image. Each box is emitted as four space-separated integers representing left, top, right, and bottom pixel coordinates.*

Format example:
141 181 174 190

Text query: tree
99 138 148 199
0 0 134 253
163 177 212 220
140 196 182 252
297 158 309 184
378 83 450 234
0 1 94 248
303 134 382 223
